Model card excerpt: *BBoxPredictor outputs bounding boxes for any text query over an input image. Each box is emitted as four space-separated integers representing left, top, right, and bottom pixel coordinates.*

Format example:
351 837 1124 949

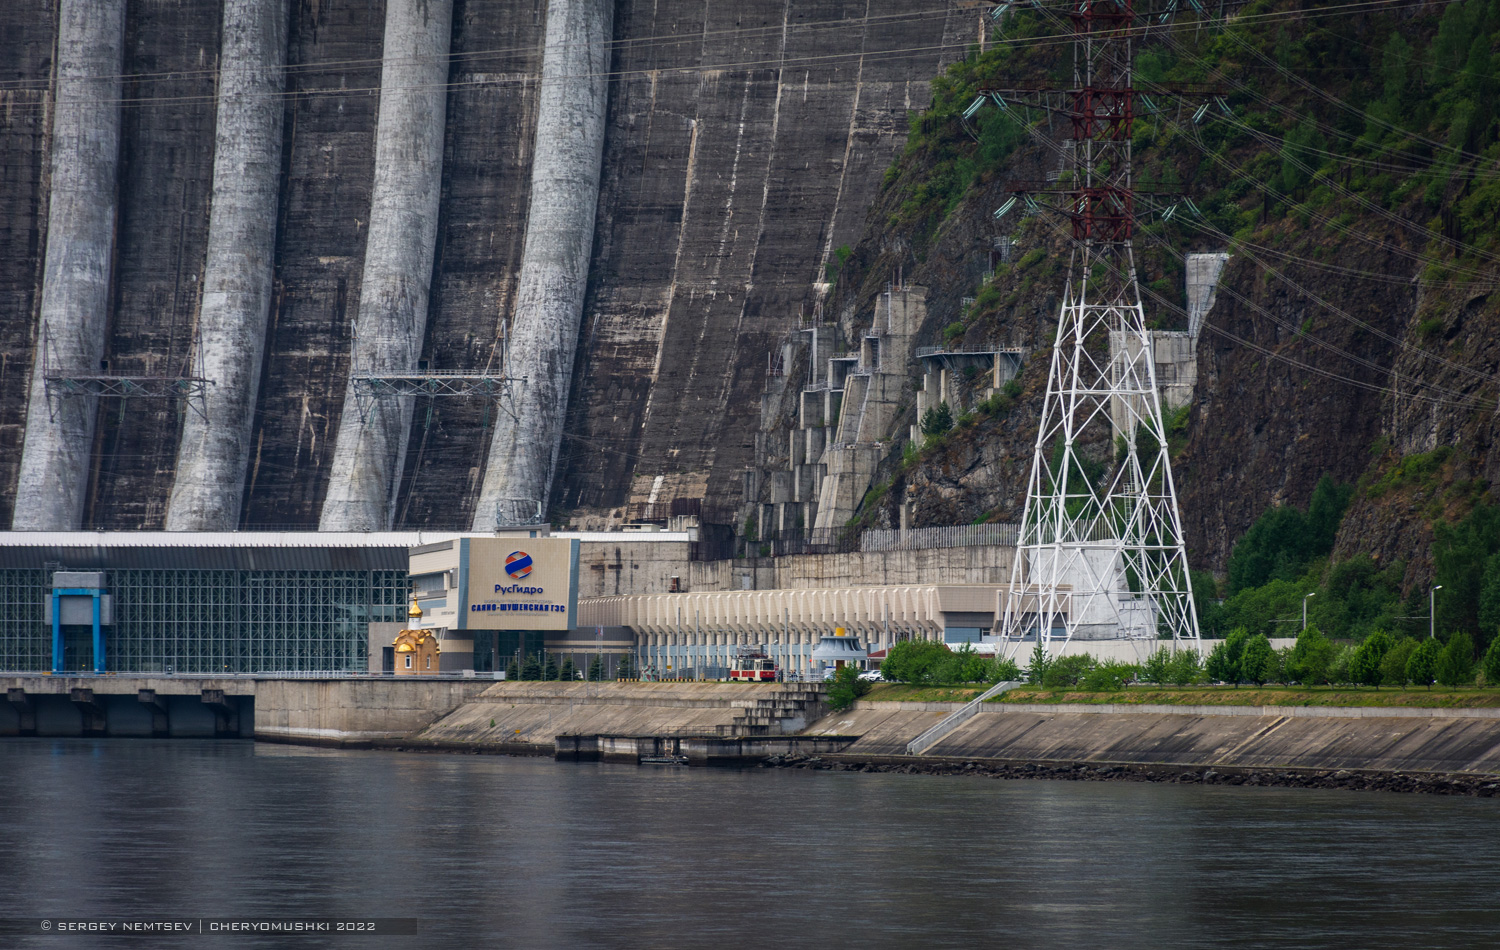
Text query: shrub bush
1041 653 1095 689
880 640 954 684
1167 648 1205 685
826 664 872 712
1080 660 1136 691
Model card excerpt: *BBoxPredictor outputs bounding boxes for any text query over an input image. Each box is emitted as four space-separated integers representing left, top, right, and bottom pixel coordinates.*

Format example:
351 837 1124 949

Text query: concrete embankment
407 682 830 758
799 701 1500 780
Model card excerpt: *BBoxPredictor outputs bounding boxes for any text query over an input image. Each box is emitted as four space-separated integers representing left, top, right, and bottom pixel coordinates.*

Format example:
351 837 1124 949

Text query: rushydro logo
504 551 534 580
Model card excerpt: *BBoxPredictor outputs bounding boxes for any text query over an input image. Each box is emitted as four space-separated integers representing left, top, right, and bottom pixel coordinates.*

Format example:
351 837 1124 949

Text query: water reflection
1 739 1497 949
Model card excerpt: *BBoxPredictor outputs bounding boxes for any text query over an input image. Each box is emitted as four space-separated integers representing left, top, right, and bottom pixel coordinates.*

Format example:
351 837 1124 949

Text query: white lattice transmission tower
998 0 1200 653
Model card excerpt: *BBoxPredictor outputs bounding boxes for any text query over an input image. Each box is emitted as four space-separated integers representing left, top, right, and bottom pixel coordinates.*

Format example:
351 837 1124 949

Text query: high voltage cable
976 48 1498 412
1142 18 1500 201
0 4 973 91
1137 198 1499 391
1156 109 1500 283
1203 109 1500 264
1016 209 1497 425
0 0 1428 93
1140 213 1492 291
0 0 1442 115
1131 113 1500 388
1221 24 1500 170
1113 210 1497 409
1123 238 1498 413
1140 28 1500 263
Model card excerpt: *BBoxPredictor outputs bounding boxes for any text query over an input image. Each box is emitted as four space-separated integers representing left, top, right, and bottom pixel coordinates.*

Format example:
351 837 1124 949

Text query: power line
0 0 1443 115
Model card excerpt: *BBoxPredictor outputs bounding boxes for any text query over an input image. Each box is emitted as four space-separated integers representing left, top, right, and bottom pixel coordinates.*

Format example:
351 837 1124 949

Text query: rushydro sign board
408 536 580 633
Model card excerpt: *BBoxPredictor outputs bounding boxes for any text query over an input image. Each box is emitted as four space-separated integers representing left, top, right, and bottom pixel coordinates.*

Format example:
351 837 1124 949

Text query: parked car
858 670 883 682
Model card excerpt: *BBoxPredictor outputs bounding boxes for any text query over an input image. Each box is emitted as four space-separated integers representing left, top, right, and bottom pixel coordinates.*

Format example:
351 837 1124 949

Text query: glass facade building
0 534 430 674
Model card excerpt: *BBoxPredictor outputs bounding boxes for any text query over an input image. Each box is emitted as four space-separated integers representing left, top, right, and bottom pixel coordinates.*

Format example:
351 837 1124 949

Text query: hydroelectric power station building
0 528 1024 677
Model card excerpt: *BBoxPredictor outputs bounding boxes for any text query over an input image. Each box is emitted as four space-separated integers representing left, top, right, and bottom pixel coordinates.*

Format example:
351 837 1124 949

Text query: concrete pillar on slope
472 0 613 529
12 0 126 530
166 0 289 531
319 0 453 531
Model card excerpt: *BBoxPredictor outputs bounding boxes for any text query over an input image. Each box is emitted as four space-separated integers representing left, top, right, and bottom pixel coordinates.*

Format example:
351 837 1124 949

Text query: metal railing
906 680 1022 755
861 523 1020 552
914 344 1027 359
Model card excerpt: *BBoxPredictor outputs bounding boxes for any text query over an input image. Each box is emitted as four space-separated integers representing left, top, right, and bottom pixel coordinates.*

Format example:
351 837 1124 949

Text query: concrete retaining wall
253 678 491 744
804 702 1500 775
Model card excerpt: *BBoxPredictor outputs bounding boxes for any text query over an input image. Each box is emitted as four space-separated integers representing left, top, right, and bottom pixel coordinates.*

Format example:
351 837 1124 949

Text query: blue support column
51 590 62 674
49 588 107 674
92 590 103 674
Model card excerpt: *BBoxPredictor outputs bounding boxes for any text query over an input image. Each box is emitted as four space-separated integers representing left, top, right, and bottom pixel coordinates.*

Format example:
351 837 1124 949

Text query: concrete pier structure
1186 251 1231 339
12 0 126 529
473 0 613 529
320 0 453 531
167 0 290 531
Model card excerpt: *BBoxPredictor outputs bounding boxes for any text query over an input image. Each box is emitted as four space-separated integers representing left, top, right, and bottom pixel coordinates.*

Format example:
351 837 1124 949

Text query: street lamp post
1302 592 1316 632
1431 585 1443 639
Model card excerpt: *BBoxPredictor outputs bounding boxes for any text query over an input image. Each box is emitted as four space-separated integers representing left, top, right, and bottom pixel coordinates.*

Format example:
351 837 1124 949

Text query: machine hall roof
579 586 1007 640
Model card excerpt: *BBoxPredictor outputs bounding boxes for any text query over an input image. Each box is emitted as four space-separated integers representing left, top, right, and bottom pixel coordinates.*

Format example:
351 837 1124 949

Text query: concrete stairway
718 686 826 737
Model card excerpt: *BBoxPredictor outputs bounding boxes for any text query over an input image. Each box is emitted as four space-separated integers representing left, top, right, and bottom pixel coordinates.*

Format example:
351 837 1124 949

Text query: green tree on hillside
1042 654 1095 689
1206 628 1250 684
1167 649 1205 686
920 403 953 438
1142 647 1172 684
1482 637 1500 686
1025 643 1053 685
1349 630 1395 688
1477 553 1500 649
1432 503 1500 646
826 665 871 712
1227 476 1352 594
1407 638 1441 688
1191 570 1223 636
1436 632 1477 688
1287 626 1336 686
1380 638 1417 689
1240 634 1276 686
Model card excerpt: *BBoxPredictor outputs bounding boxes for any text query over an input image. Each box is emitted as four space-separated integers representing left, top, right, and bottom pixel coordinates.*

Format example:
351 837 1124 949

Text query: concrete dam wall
0 0 981 530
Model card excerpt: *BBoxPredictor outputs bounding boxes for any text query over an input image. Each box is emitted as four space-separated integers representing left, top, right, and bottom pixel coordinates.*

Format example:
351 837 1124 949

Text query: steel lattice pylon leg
1001 241 1200 656
994 0 1200 657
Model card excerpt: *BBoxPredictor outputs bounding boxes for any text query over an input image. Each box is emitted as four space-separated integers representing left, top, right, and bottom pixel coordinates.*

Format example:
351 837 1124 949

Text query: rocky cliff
752 0 1500 590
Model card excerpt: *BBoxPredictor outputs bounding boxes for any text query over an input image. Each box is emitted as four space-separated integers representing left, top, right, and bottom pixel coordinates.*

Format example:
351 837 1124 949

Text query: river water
2 739 1498 949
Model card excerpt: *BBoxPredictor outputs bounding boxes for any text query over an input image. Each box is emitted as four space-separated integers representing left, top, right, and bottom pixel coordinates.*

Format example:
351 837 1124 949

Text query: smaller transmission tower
997 0 1200 652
